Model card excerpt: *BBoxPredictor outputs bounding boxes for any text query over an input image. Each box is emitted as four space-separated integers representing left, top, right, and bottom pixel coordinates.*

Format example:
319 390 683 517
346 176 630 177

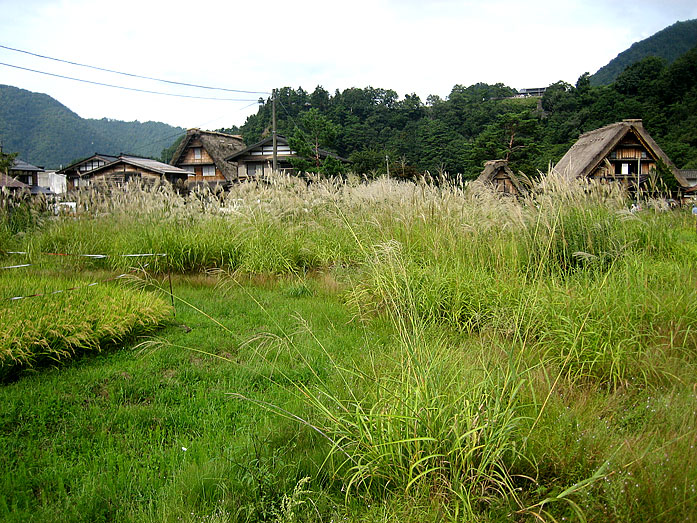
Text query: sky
1 0 696 130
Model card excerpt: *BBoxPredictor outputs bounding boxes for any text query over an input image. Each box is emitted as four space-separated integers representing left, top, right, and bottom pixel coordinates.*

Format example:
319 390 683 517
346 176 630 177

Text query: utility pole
272 89 277 173
637 155 641 207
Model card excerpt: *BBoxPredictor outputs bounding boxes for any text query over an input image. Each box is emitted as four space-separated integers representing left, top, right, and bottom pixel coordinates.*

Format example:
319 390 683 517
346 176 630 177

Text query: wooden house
59 153 119 190
72 156 190 188
9 158 44 188
225 135 346 180
225 135 296 180
169 129 245 189
476 160 527 196
554 119 691 193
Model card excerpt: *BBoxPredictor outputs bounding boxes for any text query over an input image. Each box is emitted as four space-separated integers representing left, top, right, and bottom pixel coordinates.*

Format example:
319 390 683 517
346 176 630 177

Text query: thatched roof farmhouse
554 119 691 192
170 129 245 188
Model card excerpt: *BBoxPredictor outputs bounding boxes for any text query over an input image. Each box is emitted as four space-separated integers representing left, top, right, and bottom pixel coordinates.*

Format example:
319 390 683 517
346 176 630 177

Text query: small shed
477 160 527 196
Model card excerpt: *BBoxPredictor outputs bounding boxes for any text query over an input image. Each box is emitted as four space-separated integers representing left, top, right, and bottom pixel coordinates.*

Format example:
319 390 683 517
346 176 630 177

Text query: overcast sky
1 0 696 130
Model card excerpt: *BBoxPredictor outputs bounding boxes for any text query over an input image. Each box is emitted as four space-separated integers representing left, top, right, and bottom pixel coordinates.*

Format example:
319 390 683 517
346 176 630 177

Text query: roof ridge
189 128 244 139
577 121 626 139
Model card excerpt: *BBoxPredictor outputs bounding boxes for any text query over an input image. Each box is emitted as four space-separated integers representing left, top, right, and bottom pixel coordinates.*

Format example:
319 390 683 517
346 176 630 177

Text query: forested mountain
0 85 184 169
591 19 697 86
239 42 697 179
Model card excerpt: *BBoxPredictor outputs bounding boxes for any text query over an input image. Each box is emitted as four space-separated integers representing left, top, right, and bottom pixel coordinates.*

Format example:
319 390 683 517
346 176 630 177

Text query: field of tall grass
2 174 697 520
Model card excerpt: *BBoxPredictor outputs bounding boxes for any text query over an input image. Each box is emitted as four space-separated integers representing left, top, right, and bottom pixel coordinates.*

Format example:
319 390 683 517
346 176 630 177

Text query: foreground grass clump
286 331 529 518
0 270 170 375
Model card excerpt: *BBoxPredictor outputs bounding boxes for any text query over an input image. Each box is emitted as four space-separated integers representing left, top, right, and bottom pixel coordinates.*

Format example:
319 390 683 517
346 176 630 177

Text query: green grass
0 275 381 521
2 175 697 520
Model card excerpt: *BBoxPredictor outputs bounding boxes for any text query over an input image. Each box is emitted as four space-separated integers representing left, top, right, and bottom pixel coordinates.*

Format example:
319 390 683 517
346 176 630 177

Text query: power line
277 98 304 134
0 61 260 102
110 101 260 156
0 44 270 95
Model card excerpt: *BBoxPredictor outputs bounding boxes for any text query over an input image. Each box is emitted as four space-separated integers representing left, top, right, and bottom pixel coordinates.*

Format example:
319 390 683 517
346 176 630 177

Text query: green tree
288 109 342 175
0 150 18 176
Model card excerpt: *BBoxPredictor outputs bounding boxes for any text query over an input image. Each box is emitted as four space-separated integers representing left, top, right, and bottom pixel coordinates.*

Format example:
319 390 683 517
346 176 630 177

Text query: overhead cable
0 61 259 102
0 44 270 95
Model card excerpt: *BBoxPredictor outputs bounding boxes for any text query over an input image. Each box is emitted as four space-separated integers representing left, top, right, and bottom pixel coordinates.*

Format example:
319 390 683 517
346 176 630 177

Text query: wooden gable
477 159 527 196
170 129 245 185
59 154 118 190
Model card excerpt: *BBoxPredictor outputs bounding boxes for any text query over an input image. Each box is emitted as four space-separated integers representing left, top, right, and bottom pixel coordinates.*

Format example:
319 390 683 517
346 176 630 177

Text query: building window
193 148 202 160
184 166 195 176
246 162 263 177
202 165 216 177
621 163 629 175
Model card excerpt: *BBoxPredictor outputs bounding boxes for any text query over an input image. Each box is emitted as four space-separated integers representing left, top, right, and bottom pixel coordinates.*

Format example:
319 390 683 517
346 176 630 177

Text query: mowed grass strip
0 276 372 522
0 269 170 374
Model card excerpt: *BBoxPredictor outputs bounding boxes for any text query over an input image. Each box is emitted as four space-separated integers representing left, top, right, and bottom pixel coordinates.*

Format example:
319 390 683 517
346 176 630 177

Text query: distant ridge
591 19 697 86
0 85 184 169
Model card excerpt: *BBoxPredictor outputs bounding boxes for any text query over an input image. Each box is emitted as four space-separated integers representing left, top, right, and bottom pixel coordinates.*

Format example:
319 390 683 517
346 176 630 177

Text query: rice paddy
1 174 697 521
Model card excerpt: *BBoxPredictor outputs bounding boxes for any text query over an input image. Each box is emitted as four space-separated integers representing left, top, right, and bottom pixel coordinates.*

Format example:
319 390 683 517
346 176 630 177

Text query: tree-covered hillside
591 19 697 86
239 44 697 179
0 85 184 168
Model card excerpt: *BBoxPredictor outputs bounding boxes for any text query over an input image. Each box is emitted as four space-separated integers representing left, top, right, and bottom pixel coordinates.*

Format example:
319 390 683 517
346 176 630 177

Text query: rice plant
0 269 170 376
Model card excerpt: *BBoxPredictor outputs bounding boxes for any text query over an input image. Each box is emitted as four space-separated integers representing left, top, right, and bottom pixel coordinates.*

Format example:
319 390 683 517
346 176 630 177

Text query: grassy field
2 175 697 521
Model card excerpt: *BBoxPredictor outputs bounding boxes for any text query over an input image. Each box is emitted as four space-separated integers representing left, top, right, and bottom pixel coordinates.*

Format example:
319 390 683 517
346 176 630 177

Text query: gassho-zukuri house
169 129 246 189
553 119 696 197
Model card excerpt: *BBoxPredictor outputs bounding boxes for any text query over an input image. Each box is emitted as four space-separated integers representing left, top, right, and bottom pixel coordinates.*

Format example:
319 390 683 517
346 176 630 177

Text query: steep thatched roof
476 159 527 195
170 129 245 181
554 119 689 187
